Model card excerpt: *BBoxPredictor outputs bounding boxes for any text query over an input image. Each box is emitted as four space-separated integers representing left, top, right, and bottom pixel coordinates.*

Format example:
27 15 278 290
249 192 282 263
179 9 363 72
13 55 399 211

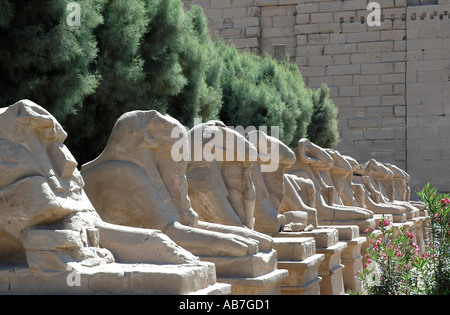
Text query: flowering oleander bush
355 217 426 294
417 183 450 295
355 183 450 295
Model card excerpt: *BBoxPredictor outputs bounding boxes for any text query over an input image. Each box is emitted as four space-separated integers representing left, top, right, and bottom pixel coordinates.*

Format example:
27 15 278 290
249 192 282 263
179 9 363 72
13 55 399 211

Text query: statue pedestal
318 217 375 235
316 241 347 295
274 228 346 295
200 250 288 295
0 262 231 295
320 225 365 293
272 237 324 295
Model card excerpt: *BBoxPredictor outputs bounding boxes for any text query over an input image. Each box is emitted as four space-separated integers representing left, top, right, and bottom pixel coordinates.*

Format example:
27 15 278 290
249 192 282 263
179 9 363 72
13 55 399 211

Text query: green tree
272 61 314 148
181 5 223 124
140 0 188 114
218 42 284 138
64 0 149 164
165 4 223 127
217 41 315 147
64 0 224 164
307 84 340 148
0 0 104 121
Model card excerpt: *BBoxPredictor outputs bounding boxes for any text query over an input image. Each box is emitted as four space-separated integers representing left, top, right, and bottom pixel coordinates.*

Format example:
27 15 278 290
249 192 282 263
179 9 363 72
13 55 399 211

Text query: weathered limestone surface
81 113 288 295
0 99 430 295
247 131 348 295
287 138 375 233
0 100 230 295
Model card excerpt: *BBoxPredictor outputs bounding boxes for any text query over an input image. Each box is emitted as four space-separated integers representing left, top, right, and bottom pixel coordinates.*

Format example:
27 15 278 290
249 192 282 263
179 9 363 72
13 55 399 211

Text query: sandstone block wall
406 3 450 193
293 0 407 174
182 0 450 195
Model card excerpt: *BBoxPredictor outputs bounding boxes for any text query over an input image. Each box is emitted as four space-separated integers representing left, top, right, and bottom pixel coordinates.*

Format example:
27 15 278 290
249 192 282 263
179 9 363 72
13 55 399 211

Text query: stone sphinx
287 138 375 233
384 163 426 211
361 159 419 220
0 100 227 294
347 157 407 223
385 163 410 201
186 123 327 294
183 121 297 293
246 130 315 232
361 159 427 251
81 111 273 257
186 121 288 234
80 111 288 294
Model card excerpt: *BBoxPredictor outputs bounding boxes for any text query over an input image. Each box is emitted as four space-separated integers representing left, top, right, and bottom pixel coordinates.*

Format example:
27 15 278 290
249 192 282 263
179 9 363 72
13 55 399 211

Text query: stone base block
278 254 325 295
319 218 375 234
0 261 230 295
199 250 278 278
272 237 316 261
273 229 347 295
317 242 347 295
272 236 324 295
320 225 366 293
274 228 339 248
218 269 289 295
200 250 288 295
410 217 426 252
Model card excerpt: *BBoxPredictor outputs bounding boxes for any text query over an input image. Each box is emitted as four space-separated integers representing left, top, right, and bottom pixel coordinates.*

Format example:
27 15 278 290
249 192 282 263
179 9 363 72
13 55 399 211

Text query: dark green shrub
307 84 340 148
166 4 223 127
0 0 339 164
0 0 104 121
217 41 315 147
64 0 149 163
64 0 222 163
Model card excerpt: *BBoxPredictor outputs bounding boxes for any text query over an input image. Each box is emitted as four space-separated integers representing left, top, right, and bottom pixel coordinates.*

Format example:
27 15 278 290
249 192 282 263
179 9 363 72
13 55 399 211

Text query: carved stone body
81 111 272 257
287 138 375 232
0 101 232 295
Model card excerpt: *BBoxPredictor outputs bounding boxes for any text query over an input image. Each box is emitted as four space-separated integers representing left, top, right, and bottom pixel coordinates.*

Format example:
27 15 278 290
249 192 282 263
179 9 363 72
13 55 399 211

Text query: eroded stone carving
287 138 375 232
186 121 285 235
247 130 314 232
0 100 229 294
81 111 272 257
347 158 406 223
384 163 426 212
362 159 419 220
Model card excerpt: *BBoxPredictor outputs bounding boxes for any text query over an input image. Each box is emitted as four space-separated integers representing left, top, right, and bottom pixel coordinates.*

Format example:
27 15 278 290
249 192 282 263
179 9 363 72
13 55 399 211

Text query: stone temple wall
182 0 450 196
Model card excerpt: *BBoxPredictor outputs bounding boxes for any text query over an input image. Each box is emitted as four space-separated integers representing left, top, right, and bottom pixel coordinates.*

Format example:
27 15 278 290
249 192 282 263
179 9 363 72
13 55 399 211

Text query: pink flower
367 259 372 264
397 252 402 257
379 218 390 227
